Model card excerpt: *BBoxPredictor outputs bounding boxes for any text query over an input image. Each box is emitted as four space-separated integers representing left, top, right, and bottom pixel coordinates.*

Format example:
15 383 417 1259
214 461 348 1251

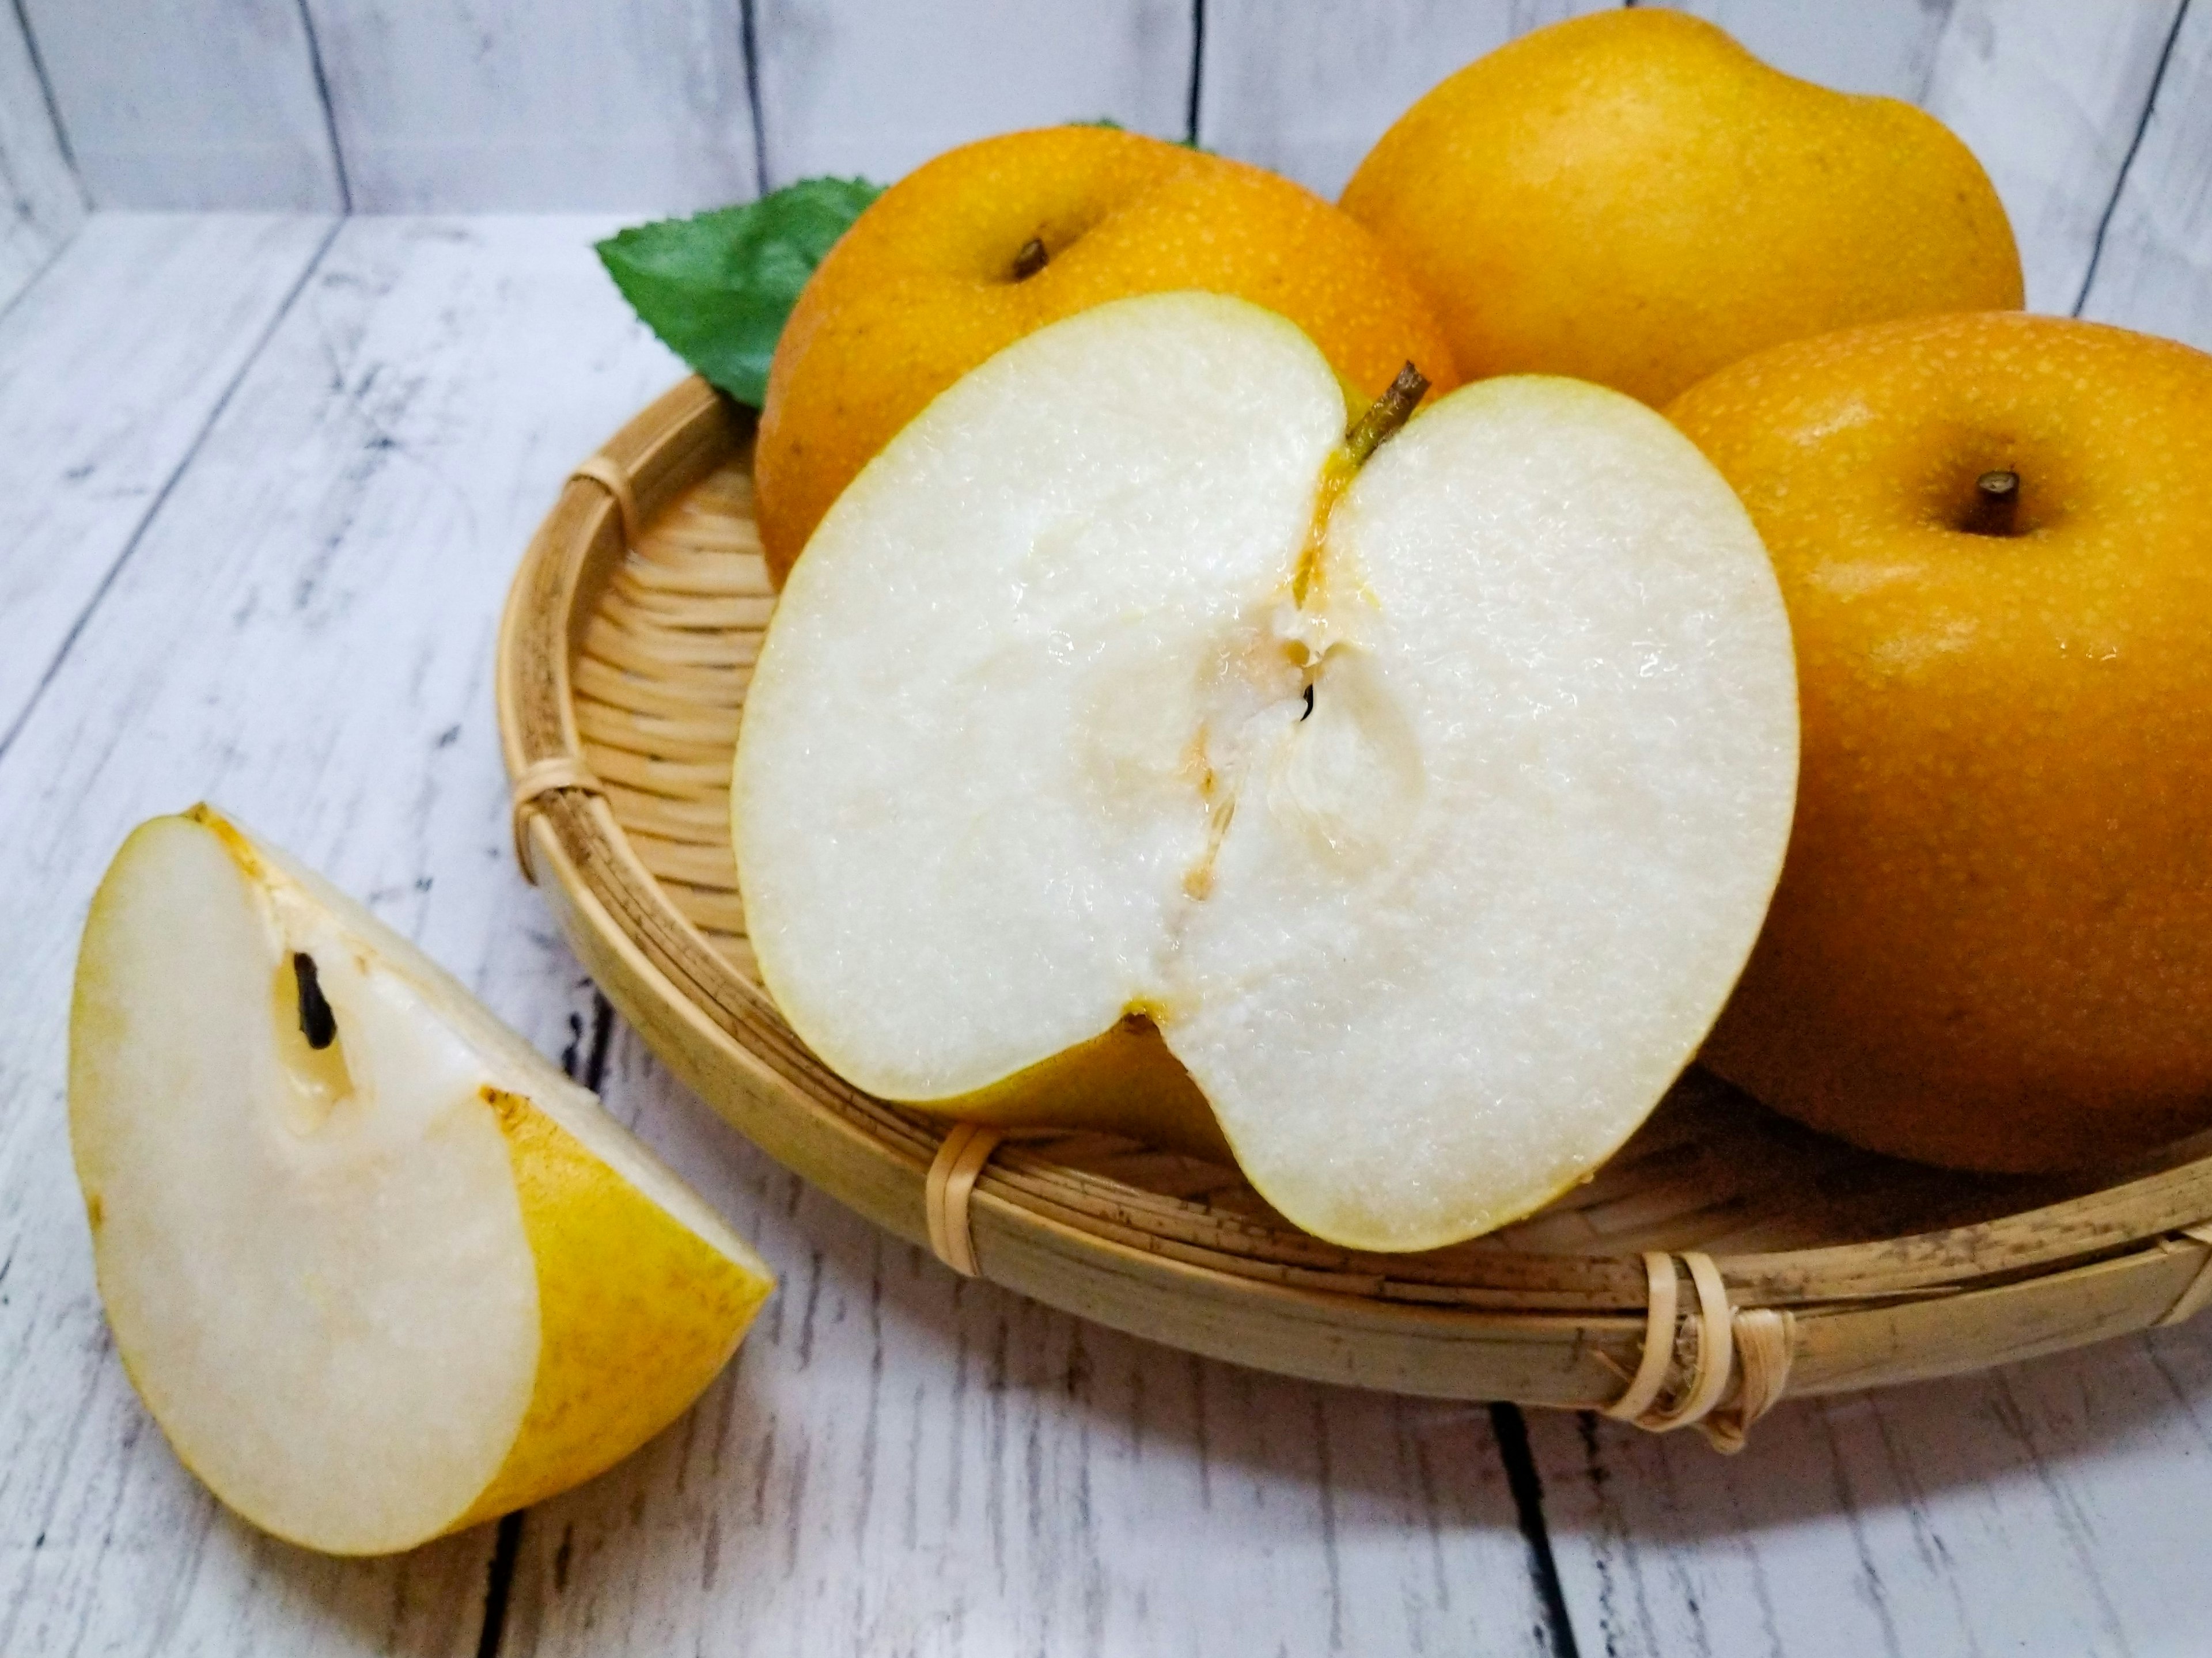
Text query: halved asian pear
733 293 1796 1252
70 807 774 1555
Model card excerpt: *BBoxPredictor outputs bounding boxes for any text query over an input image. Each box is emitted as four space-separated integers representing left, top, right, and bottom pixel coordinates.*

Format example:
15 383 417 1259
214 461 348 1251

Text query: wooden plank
1924 0 2188 316
303 0 759 212
19 0 342 210
498 1027 1562 1657
1196 0 1615 200
0 1 83 309
1662 2 2189 318
0 213 334 747
751 0 1196 187
1529 1307 2212 1657
1664 0 1953 99
2076 0 2212 347
1512 14 2212 1649
0 214 686 1652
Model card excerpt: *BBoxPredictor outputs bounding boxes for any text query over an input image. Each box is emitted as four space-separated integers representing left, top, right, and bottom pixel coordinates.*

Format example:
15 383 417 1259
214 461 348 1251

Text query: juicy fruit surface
1340 9 2021 408
735 293 1797 1250
1673 313 2212 1171
1174 379 1798 1245
755 124 1460 583
740 295 1348 1098
70 811 772 1554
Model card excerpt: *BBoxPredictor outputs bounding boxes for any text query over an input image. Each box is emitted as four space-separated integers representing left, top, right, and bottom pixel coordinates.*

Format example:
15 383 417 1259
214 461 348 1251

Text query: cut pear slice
734 293 1796 1251
70 808 774 1555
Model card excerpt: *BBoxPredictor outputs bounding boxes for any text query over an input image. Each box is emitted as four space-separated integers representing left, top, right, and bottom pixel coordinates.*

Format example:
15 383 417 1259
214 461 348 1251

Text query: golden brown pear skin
1341 9 2023 408
1670 313 2212 1173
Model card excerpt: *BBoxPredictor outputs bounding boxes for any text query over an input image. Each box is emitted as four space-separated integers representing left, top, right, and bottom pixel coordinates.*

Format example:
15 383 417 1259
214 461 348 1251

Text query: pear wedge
70 807 773 1555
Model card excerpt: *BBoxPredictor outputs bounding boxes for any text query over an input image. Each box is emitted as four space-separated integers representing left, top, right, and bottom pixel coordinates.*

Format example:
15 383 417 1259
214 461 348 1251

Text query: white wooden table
4 5 2212 1655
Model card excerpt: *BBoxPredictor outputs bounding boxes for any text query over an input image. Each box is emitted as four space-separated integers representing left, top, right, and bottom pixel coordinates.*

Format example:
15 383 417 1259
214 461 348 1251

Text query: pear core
734 293 1798 1251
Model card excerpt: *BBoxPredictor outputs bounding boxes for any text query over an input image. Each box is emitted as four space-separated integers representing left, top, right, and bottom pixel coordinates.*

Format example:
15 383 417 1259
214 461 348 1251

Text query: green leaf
596 176 883 408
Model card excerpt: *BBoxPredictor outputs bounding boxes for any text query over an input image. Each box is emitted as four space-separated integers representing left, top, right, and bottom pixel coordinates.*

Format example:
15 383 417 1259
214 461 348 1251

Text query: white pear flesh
734 292 1796 1252
70 809 774 1555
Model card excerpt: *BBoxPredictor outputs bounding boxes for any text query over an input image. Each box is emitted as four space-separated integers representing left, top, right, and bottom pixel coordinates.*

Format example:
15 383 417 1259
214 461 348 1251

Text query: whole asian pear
1671 312 2212 1173
1340 10 2023 407
753 124 1459 583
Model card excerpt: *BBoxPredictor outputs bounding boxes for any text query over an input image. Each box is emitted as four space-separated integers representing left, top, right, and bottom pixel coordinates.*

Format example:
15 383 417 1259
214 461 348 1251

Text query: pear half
69 808 774 1555
734 293 1797 1252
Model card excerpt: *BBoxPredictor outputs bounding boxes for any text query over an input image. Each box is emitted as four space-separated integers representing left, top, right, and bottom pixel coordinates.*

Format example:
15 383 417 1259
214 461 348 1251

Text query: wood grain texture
1924 0 2188 316
303 0 759 213
1196 0 1615 199
0 214 685 1653
1531 1311 2212 1658
0 0 83 309
1659 0 1953 99
498 1025 1562 1658
751 0 1195 187
20 0 341 210
0 213 332 748
2077 0 2212 347
1517 8 2212 1646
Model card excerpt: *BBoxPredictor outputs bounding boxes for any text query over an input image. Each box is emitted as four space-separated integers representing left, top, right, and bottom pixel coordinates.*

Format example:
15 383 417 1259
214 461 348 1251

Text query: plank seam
1490 1403 1584 1658
739 0 770 197
6 0 84 206
474 1512 527 1658
2073 0 2192 317
1184 0 1206 146
294 0 353 213
0 214 343 769
0 219 75 334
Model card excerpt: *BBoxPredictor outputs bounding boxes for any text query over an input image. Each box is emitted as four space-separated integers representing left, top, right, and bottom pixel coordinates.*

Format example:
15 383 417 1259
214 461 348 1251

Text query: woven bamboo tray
497 375 2212 1448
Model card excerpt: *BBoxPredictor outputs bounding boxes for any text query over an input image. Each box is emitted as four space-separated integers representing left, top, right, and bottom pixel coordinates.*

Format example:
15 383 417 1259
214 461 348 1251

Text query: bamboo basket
497 376 2212 1448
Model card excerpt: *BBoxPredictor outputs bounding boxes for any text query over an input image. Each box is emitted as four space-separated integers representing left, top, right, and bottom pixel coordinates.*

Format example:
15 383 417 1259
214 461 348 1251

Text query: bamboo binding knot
925 1123 1006 1278
1601 1251 1796 1452
509 754 605 884
2156 1223 2212 1327
570 453 641 551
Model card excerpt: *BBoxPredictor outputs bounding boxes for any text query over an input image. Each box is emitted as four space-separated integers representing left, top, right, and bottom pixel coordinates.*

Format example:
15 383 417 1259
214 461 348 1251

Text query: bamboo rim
496 375 2212 1441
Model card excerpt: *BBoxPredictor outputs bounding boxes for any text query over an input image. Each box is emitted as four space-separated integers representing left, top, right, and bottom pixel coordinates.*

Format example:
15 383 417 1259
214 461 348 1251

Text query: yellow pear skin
1341 9 2024 407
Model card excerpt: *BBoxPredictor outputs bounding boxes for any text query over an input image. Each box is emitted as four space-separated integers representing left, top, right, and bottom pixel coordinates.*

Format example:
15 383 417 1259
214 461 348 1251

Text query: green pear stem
1011 238 1049 282
1343 363 1430 466
1969 469 2020 537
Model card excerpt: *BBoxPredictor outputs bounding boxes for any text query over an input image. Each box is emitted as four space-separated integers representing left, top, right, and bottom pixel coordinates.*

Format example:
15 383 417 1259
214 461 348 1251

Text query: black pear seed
293 952 338 1050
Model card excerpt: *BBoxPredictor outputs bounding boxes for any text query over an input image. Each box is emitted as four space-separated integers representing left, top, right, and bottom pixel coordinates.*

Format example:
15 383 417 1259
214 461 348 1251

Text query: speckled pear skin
1340 8 2022 409
1671 312 2212 1173
755 123 1459 584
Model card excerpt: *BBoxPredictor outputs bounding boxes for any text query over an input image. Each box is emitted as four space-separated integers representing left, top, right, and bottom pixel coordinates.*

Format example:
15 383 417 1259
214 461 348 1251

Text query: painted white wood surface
2078 0 2212 348
1926 0 2189 318
1658 0 1953 100
1529 1321 2212 1658
0 2 82 310
1195 0 1613 200
0 213 1560 1656
20 0 342 211
0 9 2207 1657
0 214 332 748
505 1031 1555 1658
747 0 1194 186
304 0 759 213
0 214 681 1656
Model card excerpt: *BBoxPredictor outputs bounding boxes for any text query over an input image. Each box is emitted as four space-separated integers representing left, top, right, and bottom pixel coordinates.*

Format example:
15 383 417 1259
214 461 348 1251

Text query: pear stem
1967 469 2021 537
1343 362 1429 466
1010 238 1049 282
